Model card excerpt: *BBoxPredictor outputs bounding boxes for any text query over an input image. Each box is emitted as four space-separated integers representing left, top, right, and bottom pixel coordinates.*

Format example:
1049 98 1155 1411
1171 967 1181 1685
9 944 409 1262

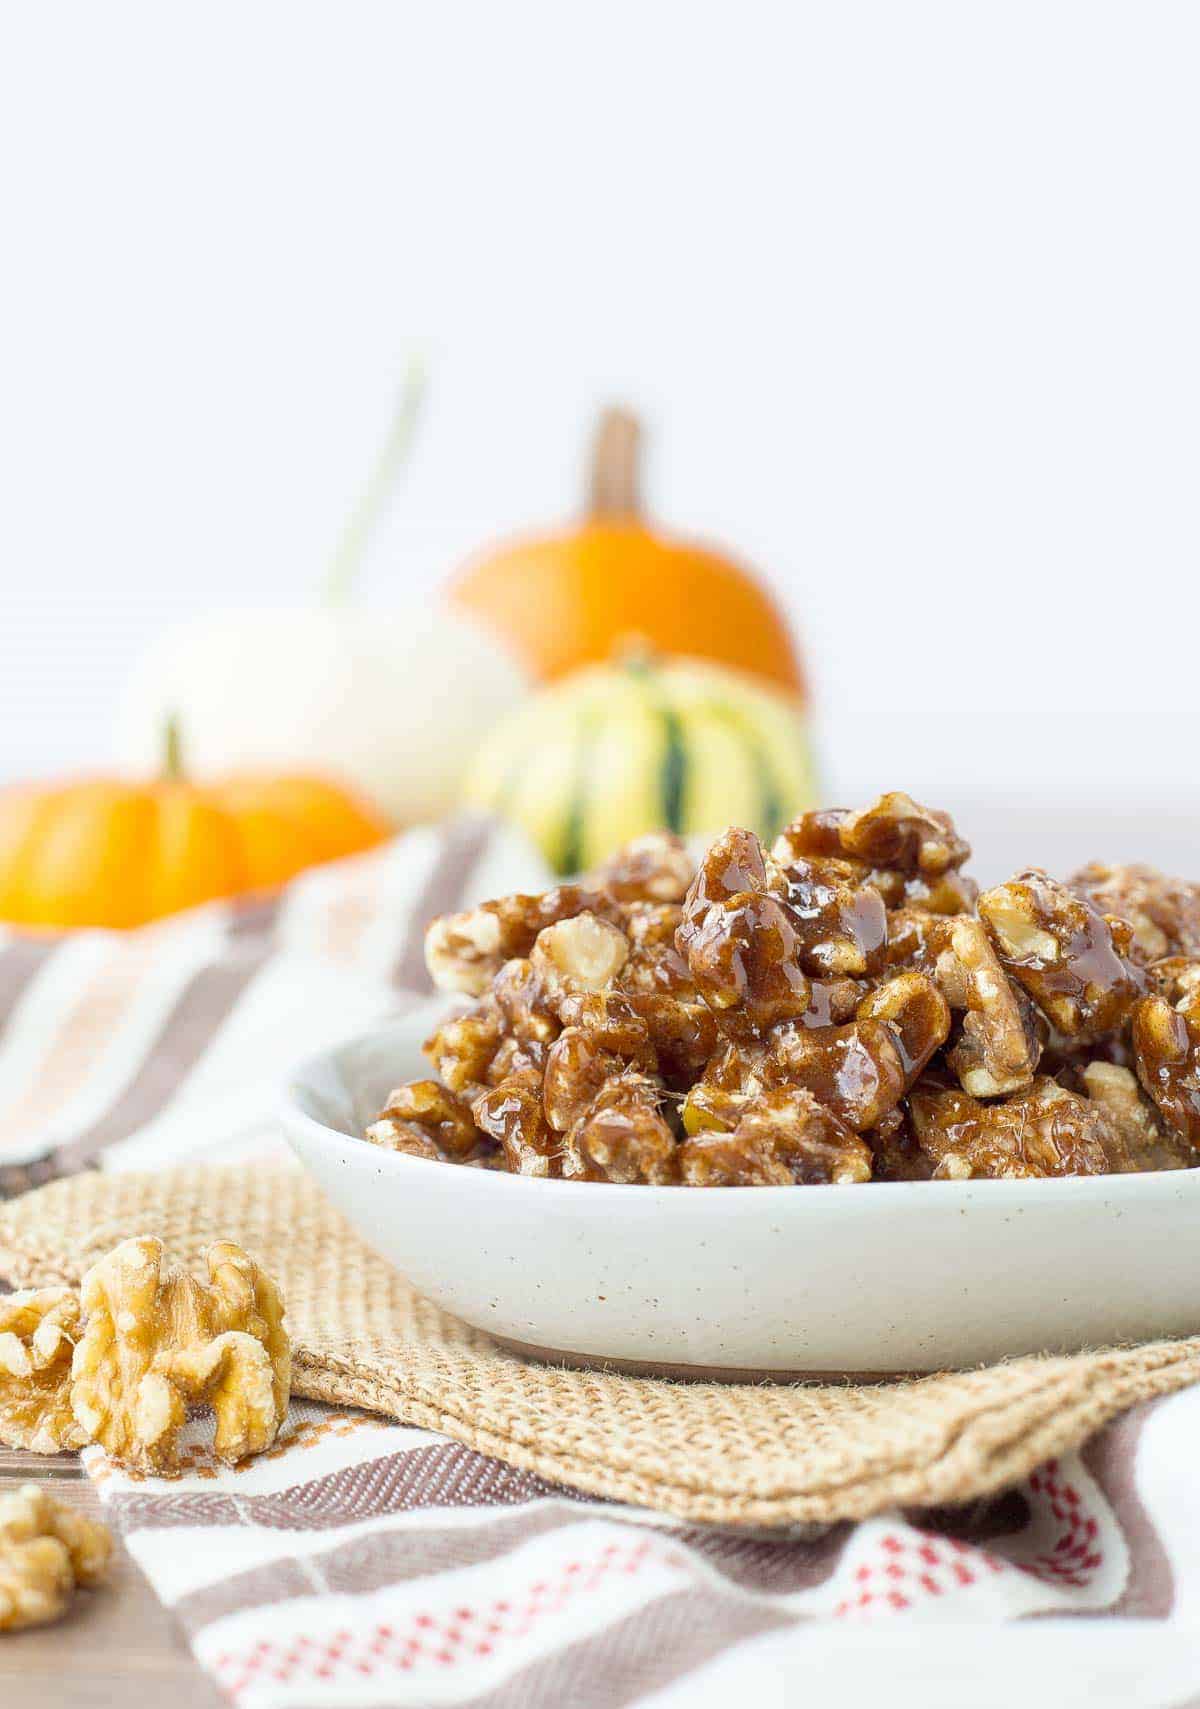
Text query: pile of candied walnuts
368 792 1200 1184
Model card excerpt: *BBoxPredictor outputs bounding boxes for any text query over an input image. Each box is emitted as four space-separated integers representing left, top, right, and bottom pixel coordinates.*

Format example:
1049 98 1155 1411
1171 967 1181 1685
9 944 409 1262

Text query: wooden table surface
0 1447 222 1709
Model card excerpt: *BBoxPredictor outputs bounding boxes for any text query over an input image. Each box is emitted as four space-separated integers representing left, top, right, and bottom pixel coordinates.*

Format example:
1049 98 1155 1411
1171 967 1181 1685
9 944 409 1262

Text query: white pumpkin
114 606 527 824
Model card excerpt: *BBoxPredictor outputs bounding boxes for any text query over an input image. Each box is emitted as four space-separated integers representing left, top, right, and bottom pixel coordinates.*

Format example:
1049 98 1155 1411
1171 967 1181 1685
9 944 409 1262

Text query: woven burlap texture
1 1164 1197 1528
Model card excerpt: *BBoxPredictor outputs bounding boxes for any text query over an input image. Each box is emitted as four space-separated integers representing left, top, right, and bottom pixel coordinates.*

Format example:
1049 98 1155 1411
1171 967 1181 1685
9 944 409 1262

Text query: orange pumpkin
448 408 805 697
0 735 391 930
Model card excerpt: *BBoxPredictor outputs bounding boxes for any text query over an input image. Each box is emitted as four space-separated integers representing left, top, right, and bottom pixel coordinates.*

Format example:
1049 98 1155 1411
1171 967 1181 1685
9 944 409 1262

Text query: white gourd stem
163 715 184 780
323 357 428 606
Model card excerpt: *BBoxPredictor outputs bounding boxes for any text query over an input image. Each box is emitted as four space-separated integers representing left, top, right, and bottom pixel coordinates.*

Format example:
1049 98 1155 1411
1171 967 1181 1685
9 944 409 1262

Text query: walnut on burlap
1 1166 1197 1529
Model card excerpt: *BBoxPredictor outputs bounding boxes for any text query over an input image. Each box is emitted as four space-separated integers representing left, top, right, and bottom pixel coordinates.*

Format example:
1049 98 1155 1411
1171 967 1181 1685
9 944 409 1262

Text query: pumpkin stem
163 714 184 780
323 355 428 606
588 407 642 519
616 636 657 672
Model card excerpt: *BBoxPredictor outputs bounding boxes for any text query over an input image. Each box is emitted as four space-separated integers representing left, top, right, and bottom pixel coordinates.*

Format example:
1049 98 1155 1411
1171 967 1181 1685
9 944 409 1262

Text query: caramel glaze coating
680 1088 872 1186
978 869 1146 1043
543 994 658 1132
908 1078 1133 1180
679 892 812 1038
367 1080 484 1162
379 792 1200 1185
1132 984 1200 1154
472 1072 558 1177
1069 862 1200 965
592 832 695 905
562 1073 679 1184
774 793 976 916
776 858 888 979
675 827 888 1035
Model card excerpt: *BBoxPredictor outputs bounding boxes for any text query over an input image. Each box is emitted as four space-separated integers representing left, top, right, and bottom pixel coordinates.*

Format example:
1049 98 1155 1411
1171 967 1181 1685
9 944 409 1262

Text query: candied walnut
761 1018 904 1130
770 815 892 975
0 1289 87 1454
884 906 943 969
0 1485 112 1632
775 795 975 914
620 904 690 990
978 869 1146 1042
530 912 629 1002
774 817 906 914
71 1237 291 1476
774 856 888 978
491 957 560 1045
543 993 658 1131
855 971 951 1082
772 807 851 864
558 988 658 1052
677 833 813 1035
839 792 971 878
1069 862 1200 965
1132 985 1200 1154
680 1039 768 1135
1080 1060 1189 1171
423 1003 503 1099
680 1087 872 1185
543 1031 620 1132
424 885 619 996
366 1080 485 1162
616 903 721 1083
562 1072 679 1183
684 826 786 916
868 1105 935 1182
365 1124 441 1163
681 890 811 1037
472 1072 557 1176
622 989 721 1088
899 869 979 916
756 975 947 1131
796 977 870 1027
1151 958 1200 1004
932 917 1042 1096
485 1033 550 1087
908 1077 1134 1179
593 832 695 903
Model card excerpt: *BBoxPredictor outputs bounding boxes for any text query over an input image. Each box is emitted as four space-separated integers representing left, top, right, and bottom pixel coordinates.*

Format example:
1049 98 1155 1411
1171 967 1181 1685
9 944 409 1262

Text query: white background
2 2 1197 858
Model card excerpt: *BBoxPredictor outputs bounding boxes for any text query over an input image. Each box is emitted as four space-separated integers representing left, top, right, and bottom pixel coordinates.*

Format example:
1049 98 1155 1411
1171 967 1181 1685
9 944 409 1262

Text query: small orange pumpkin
448 408 805 698
0 729 391 930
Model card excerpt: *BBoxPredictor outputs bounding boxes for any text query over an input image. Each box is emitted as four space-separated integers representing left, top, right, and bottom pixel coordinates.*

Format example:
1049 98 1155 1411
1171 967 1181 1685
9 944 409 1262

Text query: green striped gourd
461 654 818 875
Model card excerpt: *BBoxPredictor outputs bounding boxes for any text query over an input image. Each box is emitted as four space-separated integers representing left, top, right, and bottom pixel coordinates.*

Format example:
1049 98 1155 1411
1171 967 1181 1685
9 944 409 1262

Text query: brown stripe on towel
0 937 163 1159
169 1498 850 1634
227 892 285 941
1082 1402 1176 1618
0 935 60 1030
54 946 273 1168
108 1441 572 1535
460 1587 792 1709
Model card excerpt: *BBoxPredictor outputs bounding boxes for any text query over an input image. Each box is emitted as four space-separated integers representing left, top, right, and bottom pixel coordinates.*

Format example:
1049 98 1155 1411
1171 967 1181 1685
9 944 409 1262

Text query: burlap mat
2 1165 1197 1528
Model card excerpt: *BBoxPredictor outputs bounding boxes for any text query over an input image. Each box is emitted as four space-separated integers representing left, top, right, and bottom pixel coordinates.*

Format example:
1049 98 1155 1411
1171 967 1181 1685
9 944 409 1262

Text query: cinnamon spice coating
364 794 1200 1183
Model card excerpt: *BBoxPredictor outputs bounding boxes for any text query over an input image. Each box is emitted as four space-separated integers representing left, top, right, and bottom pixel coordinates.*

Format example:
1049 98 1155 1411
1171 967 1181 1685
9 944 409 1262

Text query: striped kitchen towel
7 814 1200 1706
0 814 549 1196
85 1391 1200 1709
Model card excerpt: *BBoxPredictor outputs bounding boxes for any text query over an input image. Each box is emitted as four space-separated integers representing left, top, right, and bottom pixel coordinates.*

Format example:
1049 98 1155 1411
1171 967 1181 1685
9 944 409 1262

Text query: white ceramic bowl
279 1003 1200 1376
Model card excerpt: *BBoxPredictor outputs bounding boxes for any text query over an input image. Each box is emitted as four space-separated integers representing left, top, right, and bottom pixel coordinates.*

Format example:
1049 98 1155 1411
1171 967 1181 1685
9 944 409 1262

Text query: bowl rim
280 1015 1200 1206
